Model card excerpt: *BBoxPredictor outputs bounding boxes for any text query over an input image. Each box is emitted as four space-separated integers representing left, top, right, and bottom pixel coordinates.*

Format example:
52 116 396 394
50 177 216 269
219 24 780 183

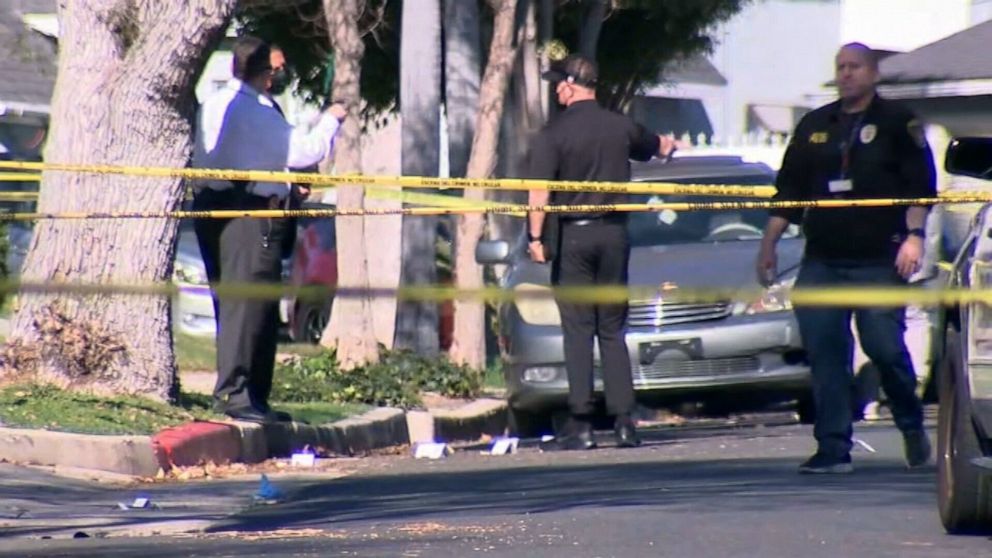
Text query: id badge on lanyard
828 114 864 194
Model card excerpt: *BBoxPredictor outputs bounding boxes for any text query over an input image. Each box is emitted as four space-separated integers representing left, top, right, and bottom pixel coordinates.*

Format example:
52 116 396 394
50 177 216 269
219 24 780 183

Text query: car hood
628 238 804 290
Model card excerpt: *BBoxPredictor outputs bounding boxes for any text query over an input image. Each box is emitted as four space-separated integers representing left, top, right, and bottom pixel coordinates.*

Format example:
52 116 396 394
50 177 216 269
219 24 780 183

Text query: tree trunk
395 0 442 356
578 0 607 59
444 0 482 181
320 0 380 368
448 0 521 368
1 0 234 401
538 0 554 119
489 0 540 250
360 117 402 350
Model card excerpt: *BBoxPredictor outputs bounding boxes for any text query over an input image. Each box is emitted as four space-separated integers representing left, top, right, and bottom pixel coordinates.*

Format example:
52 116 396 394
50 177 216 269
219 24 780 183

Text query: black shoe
903 430 932 468
540 417 597 452
614 419 641 448
224 405 277 423
798 452 853 474
256 402 294 423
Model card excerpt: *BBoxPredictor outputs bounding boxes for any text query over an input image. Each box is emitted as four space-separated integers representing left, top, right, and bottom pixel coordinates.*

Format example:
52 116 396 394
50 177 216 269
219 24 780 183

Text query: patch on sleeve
907 119 928 148
808 132 829 144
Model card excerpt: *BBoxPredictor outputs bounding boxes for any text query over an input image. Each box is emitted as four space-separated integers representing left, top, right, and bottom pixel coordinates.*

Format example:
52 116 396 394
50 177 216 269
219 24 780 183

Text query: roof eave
876 78 992 99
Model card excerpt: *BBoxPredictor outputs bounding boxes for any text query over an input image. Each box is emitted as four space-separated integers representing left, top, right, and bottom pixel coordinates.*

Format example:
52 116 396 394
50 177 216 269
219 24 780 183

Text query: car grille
627 300 732 328
636 356 761 380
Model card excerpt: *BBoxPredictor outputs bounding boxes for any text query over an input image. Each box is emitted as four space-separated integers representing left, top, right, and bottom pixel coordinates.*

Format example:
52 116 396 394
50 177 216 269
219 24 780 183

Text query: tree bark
395 0 442 355
444 0 482 181
1 0 235 401
490 0 540 249
578 0 607 59
448 0 521 368
360 118 402 351
320 0 380 368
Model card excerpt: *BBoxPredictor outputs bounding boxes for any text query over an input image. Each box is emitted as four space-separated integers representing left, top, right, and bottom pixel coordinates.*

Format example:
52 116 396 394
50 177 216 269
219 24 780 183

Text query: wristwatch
528 232 542 242
907 227 926 239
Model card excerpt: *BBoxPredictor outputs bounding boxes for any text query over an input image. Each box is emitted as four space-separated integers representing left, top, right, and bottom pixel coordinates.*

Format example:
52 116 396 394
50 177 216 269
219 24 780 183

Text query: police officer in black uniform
527 54 676 450
757 43 936 473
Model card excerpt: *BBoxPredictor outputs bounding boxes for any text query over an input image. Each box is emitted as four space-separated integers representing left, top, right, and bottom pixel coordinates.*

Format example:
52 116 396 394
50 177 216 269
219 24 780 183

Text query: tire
937 326 992 534
507 407 553 438
292 300 331 344
796 394 816 425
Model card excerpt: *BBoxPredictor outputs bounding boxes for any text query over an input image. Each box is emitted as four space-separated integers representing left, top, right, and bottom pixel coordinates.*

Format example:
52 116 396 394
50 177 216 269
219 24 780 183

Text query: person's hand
895 236 924 279
528 240 546 263
327 103 347 122
756 244 778 287
295 184 311 200
658 134 676 158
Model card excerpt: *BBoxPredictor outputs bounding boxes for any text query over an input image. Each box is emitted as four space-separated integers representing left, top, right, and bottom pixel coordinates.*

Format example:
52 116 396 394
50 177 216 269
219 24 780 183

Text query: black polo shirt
527 100 660 219
772 95 936 262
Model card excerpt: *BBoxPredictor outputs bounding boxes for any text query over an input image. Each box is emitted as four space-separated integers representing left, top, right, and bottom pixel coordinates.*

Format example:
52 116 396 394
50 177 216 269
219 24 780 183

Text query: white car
172 222 292 338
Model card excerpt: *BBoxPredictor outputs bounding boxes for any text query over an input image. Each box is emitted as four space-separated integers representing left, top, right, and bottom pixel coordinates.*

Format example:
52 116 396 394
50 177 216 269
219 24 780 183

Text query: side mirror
946 137 992 179
475 240 510 265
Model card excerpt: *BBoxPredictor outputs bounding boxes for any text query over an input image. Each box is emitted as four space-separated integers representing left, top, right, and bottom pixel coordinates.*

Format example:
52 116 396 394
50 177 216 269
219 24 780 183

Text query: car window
626 175 799 247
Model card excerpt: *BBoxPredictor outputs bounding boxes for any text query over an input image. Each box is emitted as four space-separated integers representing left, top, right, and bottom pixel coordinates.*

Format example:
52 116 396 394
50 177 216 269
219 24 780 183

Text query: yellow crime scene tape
4 279 992 308
0 192 43 200
0 160 778 198
0 173 43 182
0 178 500 209
0 196 989 221
2 161 991 311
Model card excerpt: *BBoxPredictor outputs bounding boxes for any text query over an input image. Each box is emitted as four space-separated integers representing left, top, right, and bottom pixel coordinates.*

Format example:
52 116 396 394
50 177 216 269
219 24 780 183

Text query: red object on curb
151 421 241 471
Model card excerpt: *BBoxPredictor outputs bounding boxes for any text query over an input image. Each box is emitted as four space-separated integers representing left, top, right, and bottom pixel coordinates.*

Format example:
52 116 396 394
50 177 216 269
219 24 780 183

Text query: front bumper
173 285 216 338
504 312 810 411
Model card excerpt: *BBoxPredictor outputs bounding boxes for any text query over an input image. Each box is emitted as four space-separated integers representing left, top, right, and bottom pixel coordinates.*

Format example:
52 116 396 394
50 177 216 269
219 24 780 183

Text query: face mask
269 69 289 95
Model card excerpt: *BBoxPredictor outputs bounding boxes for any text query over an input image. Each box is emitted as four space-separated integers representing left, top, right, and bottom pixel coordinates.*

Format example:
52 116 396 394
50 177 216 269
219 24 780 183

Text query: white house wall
706 0 842 142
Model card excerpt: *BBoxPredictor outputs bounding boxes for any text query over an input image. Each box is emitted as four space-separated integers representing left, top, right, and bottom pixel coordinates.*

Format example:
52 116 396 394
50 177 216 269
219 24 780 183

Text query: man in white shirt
191 35 346 423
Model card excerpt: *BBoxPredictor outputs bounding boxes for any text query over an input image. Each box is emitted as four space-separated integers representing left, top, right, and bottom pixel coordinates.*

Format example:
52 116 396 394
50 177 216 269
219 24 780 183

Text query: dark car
476 155 811 435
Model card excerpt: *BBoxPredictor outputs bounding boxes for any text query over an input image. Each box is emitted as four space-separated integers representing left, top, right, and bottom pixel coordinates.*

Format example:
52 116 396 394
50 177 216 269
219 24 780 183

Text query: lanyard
839 112 866 179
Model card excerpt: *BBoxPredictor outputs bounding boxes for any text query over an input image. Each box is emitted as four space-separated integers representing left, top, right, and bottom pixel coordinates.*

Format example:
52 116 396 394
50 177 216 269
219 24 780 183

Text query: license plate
638 338 702 365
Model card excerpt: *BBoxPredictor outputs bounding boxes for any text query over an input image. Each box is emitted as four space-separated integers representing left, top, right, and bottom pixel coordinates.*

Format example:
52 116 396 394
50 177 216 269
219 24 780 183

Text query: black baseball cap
541 54 598 87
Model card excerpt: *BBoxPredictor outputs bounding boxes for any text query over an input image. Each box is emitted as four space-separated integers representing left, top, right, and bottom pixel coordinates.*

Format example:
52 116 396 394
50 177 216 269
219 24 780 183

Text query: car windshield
626 179 799 247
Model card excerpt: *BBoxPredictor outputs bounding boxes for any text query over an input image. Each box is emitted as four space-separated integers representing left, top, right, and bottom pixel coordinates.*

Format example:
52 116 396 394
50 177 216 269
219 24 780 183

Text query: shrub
272 347 483 409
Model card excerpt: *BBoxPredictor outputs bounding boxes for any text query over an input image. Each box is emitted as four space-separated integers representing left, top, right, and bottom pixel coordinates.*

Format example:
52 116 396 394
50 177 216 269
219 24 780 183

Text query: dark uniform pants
553 219 635 417
794 258 924 459
193 189 286 410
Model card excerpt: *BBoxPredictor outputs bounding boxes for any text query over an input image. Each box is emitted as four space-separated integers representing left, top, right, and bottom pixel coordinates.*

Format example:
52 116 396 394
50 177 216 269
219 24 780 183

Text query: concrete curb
0 400 507 476
0 428 160 476
432 399 508 443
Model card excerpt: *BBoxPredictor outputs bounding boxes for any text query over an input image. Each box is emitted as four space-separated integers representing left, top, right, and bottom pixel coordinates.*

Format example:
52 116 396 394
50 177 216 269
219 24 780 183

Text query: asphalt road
3 414 990 557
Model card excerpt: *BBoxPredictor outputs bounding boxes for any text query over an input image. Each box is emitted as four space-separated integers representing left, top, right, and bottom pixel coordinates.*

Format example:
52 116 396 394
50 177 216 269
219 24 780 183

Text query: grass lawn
0 332 493 435
0 383 221 435
175 334 325 372
484 361 506 391
175 333 218 372
0 383 369 435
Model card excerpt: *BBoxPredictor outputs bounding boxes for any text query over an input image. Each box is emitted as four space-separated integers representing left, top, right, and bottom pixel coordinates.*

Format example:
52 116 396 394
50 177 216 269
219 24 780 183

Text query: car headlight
736 277 795 315
173 260 207 285
513 283 561 326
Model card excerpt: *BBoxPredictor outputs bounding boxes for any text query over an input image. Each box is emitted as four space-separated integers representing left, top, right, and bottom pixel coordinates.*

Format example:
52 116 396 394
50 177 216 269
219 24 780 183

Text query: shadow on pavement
208 453 935 533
